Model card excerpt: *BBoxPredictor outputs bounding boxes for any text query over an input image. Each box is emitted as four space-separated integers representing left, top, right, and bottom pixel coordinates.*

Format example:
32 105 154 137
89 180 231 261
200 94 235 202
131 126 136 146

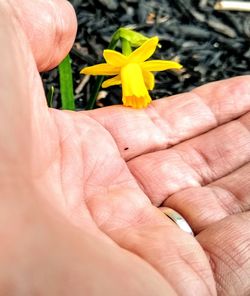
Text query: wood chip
214 1 250 12
75 75 90 94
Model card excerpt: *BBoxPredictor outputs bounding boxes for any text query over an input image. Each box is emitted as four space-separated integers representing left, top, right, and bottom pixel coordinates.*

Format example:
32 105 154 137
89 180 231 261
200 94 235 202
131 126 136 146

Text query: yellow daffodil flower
81 36 182 109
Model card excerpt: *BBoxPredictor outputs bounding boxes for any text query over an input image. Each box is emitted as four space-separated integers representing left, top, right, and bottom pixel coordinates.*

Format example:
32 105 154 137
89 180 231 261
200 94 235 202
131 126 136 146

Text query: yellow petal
103 50 128 66
141 60 183 72
128 36 159 63
121 63 151 108
102 75 121 88
142 70 155 90
80 63 120 75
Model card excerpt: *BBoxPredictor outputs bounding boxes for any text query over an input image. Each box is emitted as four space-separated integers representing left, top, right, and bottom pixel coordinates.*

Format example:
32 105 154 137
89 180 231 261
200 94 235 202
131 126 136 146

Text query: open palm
1 1 250 295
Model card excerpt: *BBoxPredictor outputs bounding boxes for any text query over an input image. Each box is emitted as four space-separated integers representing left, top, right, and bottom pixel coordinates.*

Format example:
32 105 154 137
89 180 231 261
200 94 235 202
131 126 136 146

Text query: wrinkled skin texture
0 1 250 295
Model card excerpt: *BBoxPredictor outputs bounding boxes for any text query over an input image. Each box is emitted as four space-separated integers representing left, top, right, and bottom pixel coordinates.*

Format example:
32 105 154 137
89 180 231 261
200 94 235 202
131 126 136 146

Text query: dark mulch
42 0 250 110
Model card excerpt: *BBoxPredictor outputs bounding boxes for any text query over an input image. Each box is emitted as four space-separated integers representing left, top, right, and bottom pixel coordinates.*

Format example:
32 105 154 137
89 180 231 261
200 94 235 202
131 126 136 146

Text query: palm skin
1 1 250 295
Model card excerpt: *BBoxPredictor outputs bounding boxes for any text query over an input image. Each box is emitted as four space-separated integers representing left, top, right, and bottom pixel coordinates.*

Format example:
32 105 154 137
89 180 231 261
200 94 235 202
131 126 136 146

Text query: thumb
10 0 77 71
0 2 64 177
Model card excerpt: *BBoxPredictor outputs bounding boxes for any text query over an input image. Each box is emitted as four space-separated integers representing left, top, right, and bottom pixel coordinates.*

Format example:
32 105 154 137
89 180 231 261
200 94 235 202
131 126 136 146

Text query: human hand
1 1 250 295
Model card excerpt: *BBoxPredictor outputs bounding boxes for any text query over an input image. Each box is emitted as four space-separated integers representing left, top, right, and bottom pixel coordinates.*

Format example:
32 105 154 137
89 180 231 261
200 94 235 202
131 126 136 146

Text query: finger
87 189 216 296
0 3 55 175
164 161 250 234
10 0 77 71
127 111 250 206
88 76 250 161
196 212 250 296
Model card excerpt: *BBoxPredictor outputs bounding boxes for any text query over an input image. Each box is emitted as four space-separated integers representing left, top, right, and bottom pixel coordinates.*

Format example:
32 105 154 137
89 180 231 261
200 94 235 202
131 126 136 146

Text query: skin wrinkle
63 115 83 211
217 250 246 294
172 148 206 185
124 225 216 296
167 151 203 187
112 203 150 230
151 91 219 146
239 113 250 132
191 90 220 128
190 89 220 128
160 118 250 203
239 115 250 134
86 109 146 161
209 162 250 212
107 225 177 295
132 172 148 197
211 251 233 295
206 250 228 296
137 156 201 206
49 111 86 220
87 190 152 232
85 166 137 201
223 223 250 271
194 122 250 177
238 242 250 273
178 253 215 296
50 110 67 212
144 104 170 151
126 157 158 204
164 162 250 234
88 113 145 193
197 214 250 295
208 185 246 215
192 76 250 126
83 156 130 195
128 147 203 205
73 112 123 189
186 145 217 185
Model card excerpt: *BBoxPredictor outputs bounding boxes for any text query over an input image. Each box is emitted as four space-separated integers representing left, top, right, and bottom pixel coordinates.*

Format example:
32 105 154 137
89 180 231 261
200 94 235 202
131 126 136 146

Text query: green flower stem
85 76 105 110
86 31 121 110
121 38 132 56
58 54 75 110
108 29 121 49
46 85 54 107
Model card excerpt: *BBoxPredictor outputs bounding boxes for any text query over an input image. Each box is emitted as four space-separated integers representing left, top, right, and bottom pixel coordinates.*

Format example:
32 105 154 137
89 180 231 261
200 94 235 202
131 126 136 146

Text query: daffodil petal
102 75 121 88
80 63 120 75
128 36 159 63
141 60 183 72
103 50 128 66
142 70 155 90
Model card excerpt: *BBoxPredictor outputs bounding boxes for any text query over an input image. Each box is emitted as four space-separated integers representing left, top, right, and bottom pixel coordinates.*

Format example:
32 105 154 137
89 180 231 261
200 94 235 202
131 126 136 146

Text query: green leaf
58 54 75 110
